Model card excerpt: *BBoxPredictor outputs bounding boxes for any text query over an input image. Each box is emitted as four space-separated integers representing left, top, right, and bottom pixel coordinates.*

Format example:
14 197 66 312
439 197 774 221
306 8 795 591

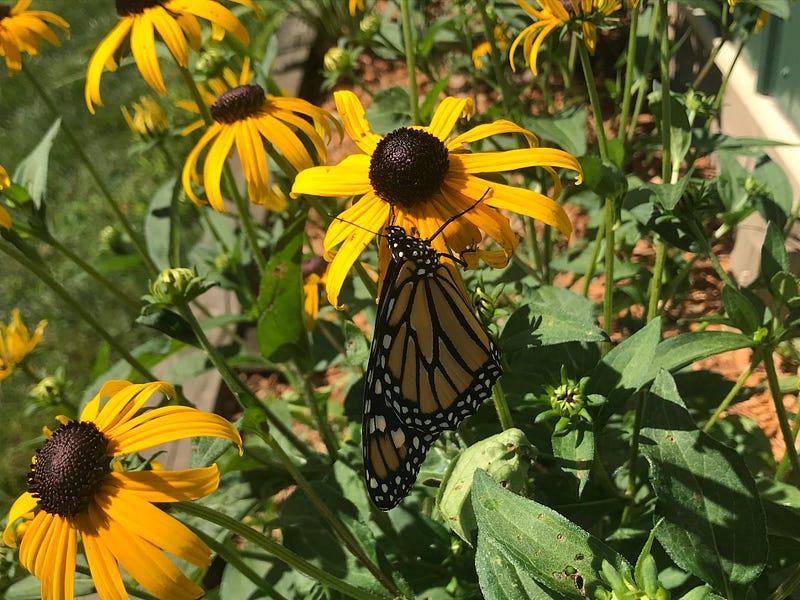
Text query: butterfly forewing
362 224 503 510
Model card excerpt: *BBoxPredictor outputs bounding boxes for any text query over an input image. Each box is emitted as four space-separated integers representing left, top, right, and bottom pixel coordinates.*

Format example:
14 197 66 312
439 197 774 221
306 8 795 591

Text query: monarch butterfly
363 198 503 510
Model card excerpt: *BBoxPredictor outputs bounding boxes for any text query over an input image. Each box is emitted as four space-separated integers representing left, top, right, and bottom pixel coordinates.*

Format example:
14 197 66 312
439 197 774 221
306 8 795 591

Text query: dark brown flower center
559 0 576 14
369 128 450 208
210 85 266 124
116 0 164 16
0 5 11 20
27 421 109 517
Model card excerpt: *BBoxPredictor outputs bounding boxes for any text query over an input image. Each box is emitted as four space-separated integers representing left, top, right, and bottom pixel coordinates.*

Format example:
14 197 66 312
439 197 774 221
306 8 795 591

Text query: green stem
288 360 339 459
620 390 645 525
174 302 315 460
646 238 667 321
577 41 608 161
474 0 517 110
491 381 514 431
619 4 641 140
627 0 660 143
703 361 756 432
399 0 420 124
707 36 748 127
687 218 735 288
260 432 404 598
542 225 552 285
16 225 140 312
658 0 672 182
176 502 384 600
601 198 615 353
764 351 800 480
0 242 157 380
526 216 542 273
581 218 605 298
22 67 158 276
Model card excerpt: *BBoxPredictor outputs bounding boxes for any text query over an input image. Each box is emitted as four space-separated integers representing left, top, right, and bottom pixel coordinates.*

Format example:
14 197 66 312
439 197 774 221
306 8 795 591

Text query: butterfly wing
368 258 502 436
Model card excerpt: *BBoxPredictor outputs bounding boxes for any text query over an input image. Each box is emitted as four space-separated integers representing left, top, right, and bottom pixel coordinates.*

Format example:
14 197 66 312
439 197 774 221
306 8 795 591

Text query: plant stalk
764 351 800 480
399 0 420 124
703 361 755 432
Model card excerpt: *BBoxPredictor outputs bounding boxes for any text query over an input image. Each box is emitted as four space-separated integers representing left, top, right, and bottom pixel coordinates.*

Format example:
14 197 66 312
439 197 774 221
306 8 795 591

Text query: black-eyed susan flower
510 0 621 75
0 308 46 381
122 94 169 140
0 0 69 74
181 59 337 212
0 163 11 228
3 379 242 600
85 0 261 113
290 90 582 308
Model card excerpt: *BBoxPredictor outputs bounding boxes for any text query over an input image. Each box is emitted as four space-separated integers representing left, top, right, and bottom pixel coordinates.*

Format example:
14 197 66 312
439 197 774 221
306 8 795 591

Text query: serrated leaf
13 119 60 209
472 470 629 599
640 370 767 596
551 422 593 496
257 214 309 366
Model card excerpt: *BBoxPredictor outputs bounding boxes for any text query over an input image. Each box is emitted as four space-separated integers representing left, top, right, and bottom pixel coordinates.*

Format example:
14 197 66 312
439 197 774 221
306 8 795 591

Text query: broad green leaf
476 536 559 600
472 470 630 599
257 214 309 366
722 285 762 333
770 271 797 306
500 286 606 350
551 422 593 496
588 317 661 404
135 305 198 347
752 155 793 224
647 330 754 381
640 370 767 596
144 178 177 270
750 0 791 19
646 176 691 211
761 221 788 282
523 107 588 156
577 155 627 201
13 118 60 209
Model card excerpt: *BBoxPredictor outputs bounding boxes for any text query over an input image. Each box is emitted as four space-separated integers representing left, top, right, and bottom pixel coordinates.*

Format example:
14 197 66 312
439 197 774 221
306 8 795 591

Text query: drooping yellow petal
202 124 237 212
234 120 271 205
3 492 37 547
334 90 382 155
322 192 388 259
78 513 129 600
0 205 11 229
447 119 539 149
130 13 166 95
87 501 204 600
450 148 583 184
89 381 175 435
150 6 189 68
168 0 250 46
181 125 222 208
84 19 133 112
99 484 210 566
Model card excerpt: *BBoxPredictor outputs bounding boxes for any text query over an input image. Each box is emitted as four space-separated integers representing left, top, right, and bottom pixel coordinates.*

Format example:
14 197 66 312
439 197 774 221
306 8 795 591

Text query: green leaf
647 330 754 381
500 286 607 350
761 221 788 282
13 118 61 209
523 106 588 156
135 305 199 346
640 370 767 596
144 178 177 270
550 422 593 496
577 155 627 201
750 0 791 19
721 285 762 334
472 470 630 599
646 176 691 211
257 214 309 366
476 536 558 600
588 317 661 405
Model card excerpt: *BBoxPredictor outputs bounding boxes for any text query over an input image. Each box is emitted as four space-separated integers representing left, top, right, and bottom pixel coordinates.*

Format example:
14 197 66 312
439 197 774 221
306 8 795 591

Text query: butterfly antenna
427 187 492 242
328 212 384 238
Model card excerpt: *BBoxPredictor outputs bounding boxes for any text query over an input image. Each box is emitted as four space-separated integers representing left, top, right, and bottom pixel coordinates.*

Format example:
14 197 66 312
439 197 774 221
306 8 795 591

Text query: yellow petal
451 148 583 183
84 19 133 113
130 13 166 95
150 6 189 67
181 125 222 207
333 90 381 155
234 120 270 204
99 484 210 566
3 492 37 547
291 154 372 199
447 119 539 149
90 381 175 435
427 96 473 141
78 514 129 600
110 465 220 503
105 406 242 455
0 205 11 229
